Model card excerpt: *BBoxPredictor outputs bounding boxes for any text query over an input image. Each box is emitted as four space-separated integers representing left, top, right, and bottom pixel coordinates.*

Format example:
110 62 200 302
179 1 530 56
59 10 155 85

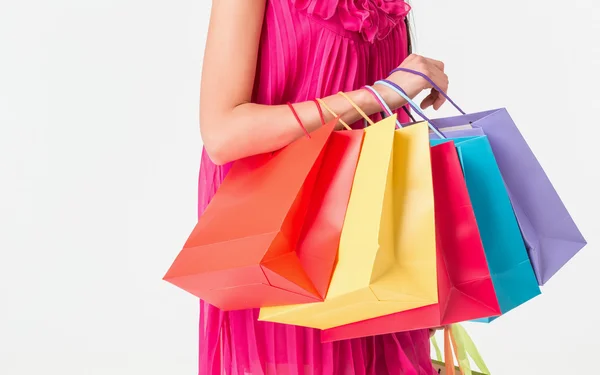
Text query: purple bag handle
360 85 416 126
362 85 402 128
390 67 467 115
375 79 446 139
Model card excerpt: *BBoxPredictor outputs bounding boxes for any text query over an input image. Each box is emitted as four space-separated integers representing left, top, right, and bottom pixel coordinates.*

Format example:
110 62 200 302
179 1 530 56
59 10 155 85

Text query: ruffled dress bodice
197 1 434 374
292 0 411 43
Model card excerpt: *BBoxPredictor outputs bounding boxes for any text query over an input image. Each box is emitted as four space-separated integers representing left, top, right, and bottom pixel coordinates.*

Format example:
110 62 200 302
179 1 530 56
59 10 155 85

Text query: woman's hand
200 1 446 165
374 54 449 111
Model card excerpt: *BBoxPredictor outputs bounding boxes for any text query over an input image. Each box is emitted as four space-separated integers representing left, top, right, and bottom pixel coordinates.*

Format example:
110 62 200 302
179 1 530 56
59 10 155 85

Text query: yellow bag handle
315 98 352 131
316 90 379 130
337 91 375 126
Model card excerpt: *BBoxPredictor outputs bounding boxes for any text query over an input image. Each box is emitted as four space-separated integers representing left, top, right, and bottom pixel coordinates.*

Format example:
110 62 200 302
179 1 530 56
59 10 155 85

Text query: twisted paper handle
287 102 311 138
336 92 375 126
431 325 490 375
315 98 352 131
316 91 393 131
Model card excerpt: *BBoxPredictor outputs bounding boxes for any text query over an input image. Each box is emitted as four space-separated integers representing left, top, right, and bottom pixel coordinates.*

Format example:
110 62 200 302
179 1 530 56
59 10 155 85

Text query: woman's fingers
422 88 448 110
389 54 449 110
433 90 447 110
420 66 448 110
428 68 448 110
421 91 437 110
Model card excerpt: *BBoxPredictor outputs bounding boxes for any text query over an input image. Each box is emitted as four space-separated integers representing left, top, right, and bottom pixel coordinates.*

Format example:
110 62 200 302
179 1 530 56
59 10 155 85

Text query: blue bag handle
361 86 416 127
362 85 403 128
374 79 446 139
390 67 467 115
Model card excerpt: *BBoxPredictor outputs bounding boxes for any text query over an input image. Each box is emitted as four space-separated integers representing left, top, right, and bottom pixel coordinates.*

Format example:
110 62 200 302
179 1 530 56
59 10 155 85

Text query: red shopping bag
296 129 364 298
165 118 363 310
322 141 501 342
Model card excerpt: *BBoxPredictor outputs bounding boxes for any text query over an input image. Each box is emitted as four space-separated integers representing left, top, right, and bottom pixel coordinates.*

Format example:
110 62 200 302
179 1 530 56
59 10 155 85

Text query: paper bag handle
312 99 326 125
315 98 352 131
362 85 416 126
445 328 459 375
442 326 469 375
337 91 375 126
433 325 491 375
452 325 490 375
449 327 465 375
338 91 406 128
390 67 466 115
362 85 402 128
374 80 447 139
287 99 341 136
287 102 311 138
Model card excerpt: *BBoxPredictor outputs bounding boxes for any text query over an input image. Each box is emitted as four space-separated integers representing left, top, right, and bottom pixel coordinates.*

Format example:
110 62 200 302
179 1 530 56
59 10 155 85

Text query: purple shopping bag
391 68 587 285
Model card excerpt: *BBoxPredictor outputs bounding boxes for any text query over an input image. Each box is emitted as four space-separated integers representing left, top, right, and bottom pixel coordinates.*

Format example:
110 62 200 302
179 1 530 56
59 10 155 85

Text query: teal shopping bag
373 80 541 320
431 136 540 318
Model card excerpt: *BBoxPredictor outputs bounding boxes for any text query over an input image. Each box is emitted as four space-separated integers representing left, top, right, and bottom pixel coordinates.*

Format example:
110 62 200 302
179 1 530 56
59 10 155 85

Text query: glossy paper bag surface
431 109 586 285
434 135 540 318
294 129 364 299
322 141 500 342
164 120 337 310
259 117 438 329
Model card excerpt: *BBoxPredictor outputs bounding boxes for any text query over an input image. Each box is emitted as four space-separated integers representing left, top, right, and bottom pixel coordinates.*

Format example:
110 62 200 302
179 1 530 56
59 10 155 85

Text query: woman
199 1 450 374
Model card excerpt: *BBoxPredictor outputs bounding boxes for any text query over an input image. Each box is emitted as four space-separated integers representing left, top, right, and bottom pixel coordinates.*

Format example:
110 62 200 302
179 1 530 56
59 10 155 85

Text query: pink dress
197 1 435 374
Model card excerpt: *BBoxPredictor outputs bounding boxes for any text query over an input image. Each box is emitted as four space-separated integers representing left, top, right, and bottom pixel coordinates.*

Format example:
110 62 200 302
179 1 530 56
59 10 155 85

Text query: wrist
372 82 407 110
354 87 381 117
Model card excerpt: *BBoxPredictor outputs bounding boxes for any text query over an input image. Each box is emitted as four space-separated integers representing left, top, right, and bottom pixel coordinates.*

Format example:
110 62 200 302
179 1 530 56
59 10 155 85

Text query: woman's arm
200 0 382 164
200 0 448 165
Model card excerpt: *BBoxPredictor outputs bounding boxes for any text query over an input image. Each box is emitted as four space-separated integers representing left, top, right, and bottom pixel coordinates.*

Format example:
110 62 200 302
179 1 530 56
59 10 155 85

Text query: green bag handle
453 325 490 374
431 334 443 362
430 324 491 375
452 325 472 375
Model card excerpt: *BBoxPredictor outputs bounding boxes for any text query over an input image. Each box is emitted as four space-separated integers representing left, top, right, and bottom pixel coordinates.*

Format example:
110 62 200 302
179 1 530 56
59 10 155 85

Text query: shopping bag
392 67 587 285
435 135 540 317
164 119 339 310
375 80 540 320
294 129 364 299
431 325 491 375
321 100 500 342
259 97 438 329
430 109 586 285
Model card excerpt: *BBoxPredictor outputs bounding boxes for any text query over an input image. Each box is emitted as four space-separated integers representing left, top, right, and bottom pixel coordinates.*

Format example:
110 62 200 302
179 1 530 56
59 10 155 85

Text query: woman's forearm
199 0 420 165
200 0 448 165
200 86 404 165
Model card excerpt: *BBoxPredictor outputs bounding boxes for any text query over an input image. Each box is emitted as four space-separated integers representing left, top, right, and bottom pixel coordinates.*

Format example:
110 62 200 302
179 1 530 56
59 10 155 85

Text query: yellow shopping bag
259 94 437 329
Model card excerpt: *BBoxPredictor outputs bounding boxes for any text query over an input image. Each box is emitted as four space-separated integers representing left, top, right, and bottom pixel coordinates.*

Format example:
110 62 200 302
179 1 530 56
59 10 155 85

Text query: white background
0 1 598 374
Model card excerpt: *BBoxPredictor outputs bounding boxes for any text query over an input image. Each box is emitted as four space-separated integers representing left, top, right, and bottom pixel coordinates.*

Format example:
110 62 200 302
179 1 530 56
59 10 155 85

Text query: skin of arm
199 0 406 165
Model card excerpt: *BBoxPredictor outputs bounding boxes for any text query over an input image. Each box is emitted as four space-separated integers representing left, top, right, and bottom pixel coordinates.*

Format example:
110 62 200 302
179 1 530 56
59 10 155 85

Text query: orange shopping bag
165 105 361 311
